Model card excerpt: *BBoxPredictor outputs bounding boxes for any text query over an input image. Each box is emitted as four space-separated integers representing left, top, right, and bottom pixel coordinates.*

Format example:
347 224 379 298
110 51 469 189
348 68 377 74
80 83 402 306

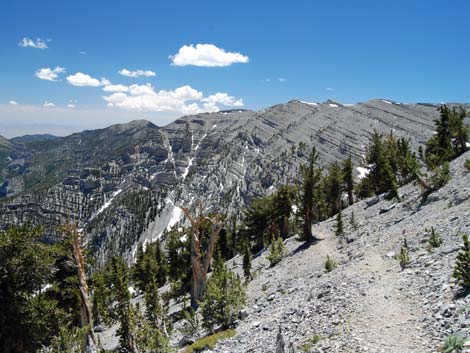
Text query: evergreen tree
0 224 61 352
106 256 136 352
243 195 274 251
453 234 470 288
200 261 246 333
342 156 354 206
273 185 293 239
267 237 286 267
242 242 253 281
325 162 343 216
335 209 344 238
301 146 322 241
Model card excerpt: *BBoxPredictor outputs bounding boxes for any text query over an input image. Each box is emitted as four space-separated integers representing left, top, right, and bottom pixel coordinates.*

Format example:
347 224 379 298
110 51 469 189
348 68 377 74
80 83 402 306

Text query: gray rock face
0 99 452 263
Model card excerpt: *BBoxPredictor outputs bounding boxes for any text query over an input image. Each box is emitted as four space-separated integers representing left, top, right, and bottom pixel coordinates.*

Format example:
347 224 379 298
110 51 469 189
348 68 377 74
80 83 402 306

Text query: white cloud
9 100 18 105
103 83 242 115
35 67 66 81
202 92 244 107
100 78 111 86
18 37 48 49
43 101 55 108
66 72 101 87
278 77 287 82
118 69 156 78
170 44 249 67
103 84 129 92
326 87 335 91
67 103 76 108
79 51 87 55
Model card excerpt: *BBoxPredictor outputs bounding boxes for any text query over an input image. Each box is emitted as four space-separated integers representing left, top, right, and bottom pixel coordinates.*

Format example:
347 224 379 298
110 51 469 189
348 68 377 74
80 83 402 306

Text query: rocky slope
207 150 470 353
0 99 452 263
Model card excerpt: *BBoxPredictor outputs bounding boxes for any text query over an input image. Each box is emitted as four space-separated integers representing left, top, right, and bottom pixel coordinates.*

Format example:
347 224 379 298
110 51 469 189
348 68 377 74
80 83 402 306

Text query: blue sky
1 0 469 136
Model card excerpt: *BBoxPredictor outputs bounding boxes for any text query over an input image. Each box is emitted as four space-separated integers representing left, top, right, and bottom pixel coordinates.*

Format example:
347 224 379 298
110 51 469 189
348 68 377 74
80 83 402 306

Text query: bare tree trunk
61 222 97 352
183 202 225 308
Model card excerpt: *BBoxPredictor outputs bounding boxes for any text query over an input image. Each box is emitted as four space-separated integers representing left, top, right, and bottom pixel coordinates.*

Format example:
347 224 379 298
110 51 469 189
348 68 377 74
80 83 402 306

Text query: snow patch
357 166 370 179
329 103 339 108
382 100 392 105
299 100 318 106
92 189 122 219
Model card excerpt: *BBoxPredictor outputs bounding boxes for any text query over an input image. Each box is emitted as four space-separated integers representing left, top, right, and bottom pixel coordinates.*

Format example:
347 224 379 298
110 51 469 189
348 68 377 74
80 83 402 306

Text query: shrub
427 227 442 252
325 255 337 272
453 234 470 288
335 210 344 238
299 334 323 352
397 238 410 270
180 308 200 337
182 329 236 353
200 262 246 333
349 212 359 231
442 334 466 352
465 159 470 171
267 237 286 267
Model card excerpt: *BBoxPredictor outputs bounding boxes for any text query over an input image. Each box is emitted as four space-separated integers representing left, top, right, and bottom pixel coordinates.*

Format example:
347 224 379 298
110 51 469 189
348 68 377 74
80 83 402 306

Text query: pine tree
335 209 344 238
325 162 343 216
267 237 286 267
0 225 61 352
107 256 137 352
273 185 292 239
342 156 354 206
453 234 470 288
200 261 246 333
301 147 322 241
242 242 253 281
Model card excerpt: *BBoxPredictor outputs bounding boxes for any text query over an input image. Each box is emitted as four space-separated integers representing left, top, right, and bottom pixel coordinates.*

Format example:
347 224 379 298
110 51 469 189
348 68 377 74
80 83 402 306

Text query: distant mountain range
0 99 458 263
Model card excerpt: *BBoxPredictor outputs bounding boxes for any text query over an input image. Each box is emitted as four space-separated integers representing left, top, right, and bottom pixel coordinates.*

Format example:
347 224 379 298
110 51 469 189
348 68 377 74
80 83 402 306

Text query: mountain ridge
0 98 457 263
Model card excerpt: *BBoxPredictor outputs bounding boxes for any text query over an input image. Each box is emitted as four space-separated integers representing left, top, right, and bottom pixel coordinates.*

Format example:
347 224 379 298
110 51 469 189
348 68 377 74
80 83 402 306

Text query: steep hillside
207 149 470 353
0 100 445 262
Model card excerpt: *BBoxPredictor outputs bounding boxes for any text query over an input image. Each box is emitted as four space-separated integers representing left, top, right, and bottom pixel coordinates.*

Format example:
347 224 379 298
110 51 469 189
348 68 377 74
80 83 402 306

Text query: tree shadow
453 286 470 300
292 237 322 255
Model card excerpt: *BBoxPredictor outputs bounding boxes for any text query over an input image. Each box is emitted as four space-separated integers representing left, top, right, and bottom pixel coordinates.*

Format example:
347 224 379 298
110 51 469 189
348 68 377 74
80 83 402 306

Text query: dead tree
182 202 225 308
60 222 97 352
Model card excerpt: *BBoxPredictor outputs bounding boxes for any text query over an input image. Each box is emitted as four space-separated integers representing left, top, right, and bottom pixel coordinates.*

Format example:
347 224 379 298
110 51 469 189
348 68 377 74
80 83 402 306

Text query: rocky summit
0 99 446 263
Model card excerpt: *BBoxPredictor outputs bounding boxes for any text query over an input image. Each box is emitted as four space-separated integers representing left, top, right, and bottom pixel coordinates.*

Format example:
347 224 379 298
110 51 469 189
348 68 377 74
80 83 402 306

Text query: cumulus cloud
202 92 244 107
118 69 156 78
35 67 66 81
103 84 129 92
170 44 249 67
9 100 18 105
18 37 48 49
66 72 101 87
67 104 76 108
103 83 243 115
43 101 55 108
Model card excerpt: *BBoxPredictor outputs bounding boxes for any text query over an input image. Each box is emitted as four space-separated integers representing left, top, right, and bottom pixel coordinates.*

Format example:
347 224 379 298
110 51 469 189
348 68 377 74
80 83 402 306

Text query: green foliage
242 242 253 281
132 240 167 293
342 156 355 206
182 329 236 353
426 227 442 252
325 255 337 272
267 237 286 267
335 210 344 238
358 131 404 200
300 147 322 241
0 224 74 352
243 194 274 251
349 211 359 231
442 334 467 352
133 303 172 353
464 159 470 171
397 238 410 270
39 326 90 353
430 162 451 189
165 227 191 297
453 234 470 288
425 105 469 169
299 334 323 352
200 261 246 333
180 308 200 337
